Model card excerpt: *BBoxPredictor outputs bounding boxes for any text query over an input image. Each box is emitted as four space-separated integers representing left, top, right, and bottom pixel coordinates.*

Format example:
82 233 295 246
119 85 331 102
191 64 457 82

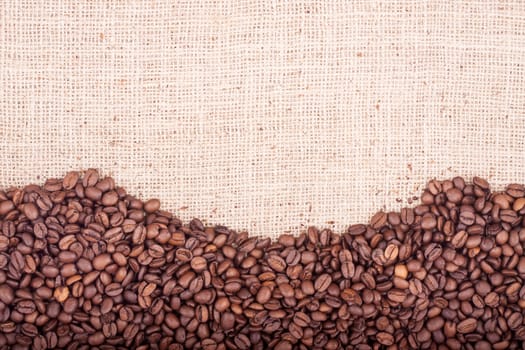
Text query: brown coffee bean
427 316 445 332
348 224 366 236
53 286 69 303
0 285 14 304
508 312 523 330
144 198 161 213
191 256 207 272
424 243 442 262
394 264 408 279
16 300 36 314
387 289 406 303
215 297 230 312
376 332 394 346
123 323 139 339
105 283 123 297
370 211 387 229
421 214 437 230
293 311 311 327
62 171 79 189
459 210 475 226
101 191 119 206
400 207 415 224
42 265 60 278
278 283 294 298
221 312 235 330
194 289 214 304
361 272 376 289
457 318 477 333
314 274 332 292
92 253 112 270
85 186 103 201
446 188 463 203
473 176 489 190
256 286 272 304
234 334 250 350
0 200 14 216
267 254 287 272
33 222 48 239
23 202 39 220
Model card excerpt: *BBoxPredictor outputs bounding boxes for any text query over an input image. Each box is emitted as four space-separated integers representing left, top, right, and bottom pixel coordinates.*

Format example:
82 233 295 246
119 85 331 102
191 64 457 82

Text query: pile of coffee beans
1 170 525 349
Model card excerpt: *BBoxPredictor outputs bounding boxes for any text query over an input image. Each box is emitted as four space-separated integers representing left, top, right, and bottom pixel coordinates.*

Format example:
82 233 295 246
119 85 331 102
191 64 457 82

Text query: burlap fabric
1 1 524 237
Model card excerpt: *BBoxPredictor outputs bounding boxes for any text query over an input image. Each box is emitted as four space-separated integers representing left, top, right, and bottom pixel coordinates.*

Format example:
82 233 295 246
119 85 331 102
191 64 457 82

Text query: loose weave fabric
1 1 525 237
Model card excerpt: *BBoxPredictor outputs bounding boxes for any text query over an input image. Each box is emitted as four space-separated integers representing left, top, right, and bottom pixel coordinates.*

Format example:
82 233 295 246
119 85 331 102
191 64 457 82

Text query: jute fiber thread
1 1 525 237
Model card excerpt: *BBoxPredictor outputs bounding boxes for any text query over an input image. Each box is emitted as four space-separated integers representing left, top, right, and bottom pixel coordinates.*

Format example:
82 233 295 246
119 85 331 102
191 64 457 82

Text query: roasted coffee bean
376 332 394 346
23 202 39 220
457 318 478 334
256 286 272 304
190 256 207 272
339 249 355 278
293 312 311 328
267 255 287 272
144 198 161 213
314 274 332 292
92 253 112 270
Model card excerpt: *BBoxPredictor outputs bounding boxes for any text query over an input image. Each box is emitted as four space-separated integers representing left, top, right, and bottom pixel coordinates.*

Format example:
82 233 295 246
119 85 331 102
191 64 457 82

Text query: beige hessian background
1 1 525 237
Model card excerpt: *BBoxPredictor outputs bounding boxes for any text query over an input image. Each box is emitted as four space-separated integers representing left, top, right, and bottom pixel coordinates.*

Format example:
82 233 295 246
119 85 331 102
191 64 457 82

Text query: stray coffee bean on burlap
1 170 525 349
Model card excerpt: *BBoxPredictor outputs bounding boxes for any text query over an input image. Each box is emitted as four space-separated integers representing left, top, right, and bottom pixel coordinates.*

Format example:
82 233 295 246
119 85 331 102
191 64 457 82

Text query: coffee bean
23 202 39 220
190 256 207 272
370 211 387 229
339 249 355 278
144 198 161 213
314 274 332 292
42 265 59 278
16 300 36 314
123 323 139 339
215 297 230 312
194 289 214 304
387 289 406 303
348 224 366 236
424 243 442 262
384 243 399 262
293 312 311 327
451 230 468 248
457 318 477 333
92 253 112 270
256 286 272 304
221 312 235 330
473 176 490 190
267 254 287 272
53 286 69 303
0 285 14 304
234 334 250 350
500 209 518 223
101 191 119 206
421 214 437 230
85 186 102 201
376 332 394 346
0 200 14 216
105 283 123 297
508 312 523 330
62 171 79 190
427 316 445 332
394 264 408 279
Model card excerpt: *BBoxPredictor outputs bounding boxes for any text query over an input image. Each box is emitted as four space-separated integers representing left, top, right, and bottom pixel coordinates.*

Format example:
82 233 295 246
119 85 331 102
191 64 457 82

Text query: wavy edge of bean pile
0 170 525 349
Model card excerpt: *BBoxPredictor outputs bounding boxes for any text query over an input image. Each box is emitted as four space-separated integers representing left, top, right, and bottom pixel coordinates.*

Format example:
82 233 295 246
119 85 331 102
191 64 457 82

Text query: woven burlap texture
1 1 525 237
